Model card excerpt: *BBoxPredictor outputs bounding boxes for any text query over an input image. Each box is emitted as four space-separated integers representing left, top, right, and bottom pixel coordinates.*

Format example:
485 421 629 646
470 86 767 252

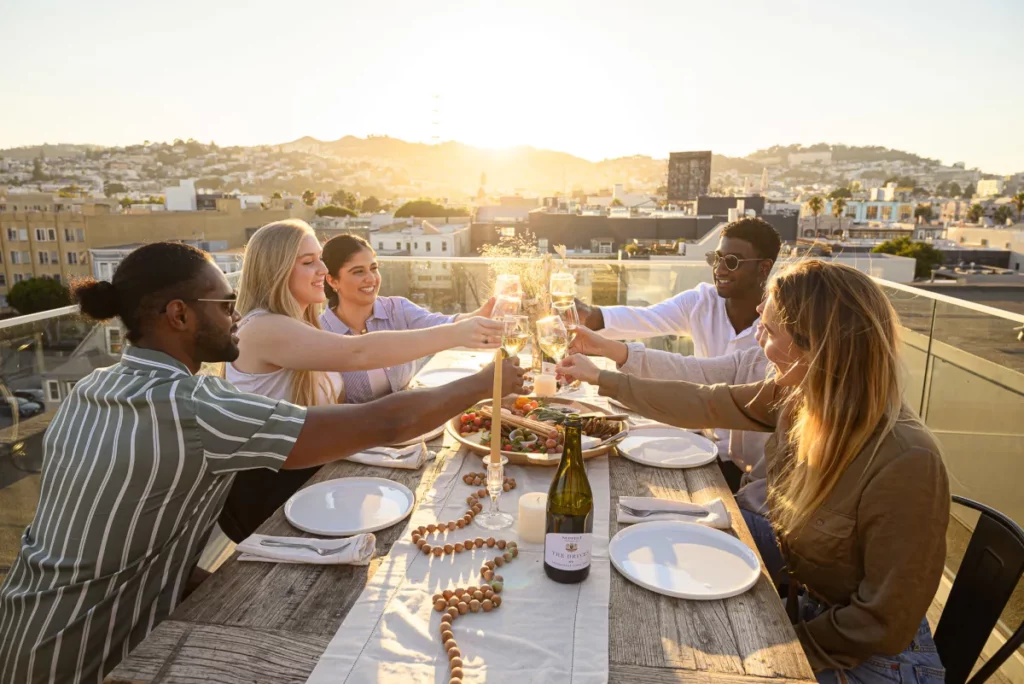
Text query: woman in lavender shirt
320 235 494 403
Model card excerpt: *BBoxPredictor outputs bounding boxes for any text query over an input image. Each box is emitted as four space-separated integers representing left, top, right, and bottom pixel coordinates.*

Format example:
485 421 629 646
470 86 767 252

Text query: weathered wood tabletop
106 354 815 684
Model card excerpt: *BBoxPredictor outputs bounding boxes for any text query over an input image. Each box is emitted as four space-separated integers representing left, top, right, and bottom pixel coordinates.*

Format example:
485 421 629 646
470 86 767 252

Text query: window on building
18 229 27 241
980 239 989 247
11 251 20 265
0 295 8 308
46 380 61 403
898 205 913 221
47 228 56 241
76 229 84 242
35 228 45 241
426 242 431 252
865 206 879 220
499 227 515 238
50 251 58 263
13 273 26 284
414 242 419 249
0 274 6 286
38 252 50 265
881 206 893 221
378 242 384 250
64 381 77 396
106 327 124 354
64 228 75 242
6 229 16 241
442 241 448 252
538 239 549 252
21 251 30 264
67 252 78 265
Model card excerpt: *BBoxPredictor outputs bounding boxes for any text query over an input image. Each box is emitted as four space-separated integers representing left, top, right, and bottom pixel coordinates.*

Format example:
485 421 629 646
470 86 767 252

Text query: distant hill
748 143 939 166
0 143 98 160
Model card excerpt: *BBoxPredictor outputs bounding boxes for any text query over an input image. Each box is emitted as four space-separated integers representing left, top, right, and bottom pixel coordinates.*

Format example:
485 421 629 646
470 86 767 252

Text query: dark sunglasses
705 252 762 271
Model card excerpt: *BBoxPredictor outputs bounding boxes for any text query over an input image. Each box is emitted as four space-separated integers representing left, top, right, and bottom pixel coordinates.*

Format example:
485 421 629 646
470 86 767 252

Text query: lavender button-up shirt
319 296 456 404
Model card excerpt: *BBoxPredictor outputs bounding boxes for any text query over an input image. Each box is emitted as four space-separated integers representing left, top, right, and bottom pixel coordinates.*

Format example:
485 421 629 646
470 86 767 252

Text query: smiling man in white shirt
575 217 782 489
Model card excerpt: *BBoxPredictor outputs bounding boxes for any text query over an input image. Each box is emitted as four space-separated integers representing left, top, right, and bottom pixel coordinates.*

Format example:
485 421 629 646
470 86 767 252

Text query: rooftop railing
0 257 1021 628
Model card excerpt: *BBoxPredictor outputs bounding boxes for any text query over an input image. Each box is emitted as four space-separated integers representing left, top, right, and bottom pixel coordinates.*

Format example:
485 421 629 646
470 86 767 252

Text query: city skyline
1 0 1022 173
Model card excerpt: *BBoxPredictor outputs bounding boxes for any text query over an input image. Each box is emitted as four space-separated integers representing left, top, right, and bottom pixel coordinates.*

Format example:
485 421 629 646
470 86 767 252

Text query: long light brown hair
236 219 335 406
767 260 905 536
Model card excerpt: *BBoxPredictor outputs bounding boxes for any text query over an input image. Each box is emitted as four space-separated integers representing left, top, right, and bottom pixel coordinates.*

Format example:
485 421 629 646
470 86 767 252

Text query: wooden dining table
105 352 815 684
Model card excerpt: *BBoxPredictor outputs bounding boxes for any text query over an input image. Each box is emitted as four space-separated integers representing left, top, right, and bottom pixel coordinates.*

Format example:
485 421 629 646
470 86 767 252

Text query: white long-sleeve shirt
599 282 759 358
617 343 771 514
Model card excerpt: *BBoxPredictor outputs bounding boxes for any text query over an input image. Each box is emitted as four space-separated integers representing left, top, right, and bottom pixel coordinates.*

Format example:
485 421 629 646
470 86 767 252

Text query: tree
872 237 944 280
610 198 624 207
119 197 133 209
104 182 127 196
913 204 934 222
8 277 71 315
332 189 359 210
1012 191 1024 221
935 181 950 196
994 205 1014 225
885 175 915 188
360 196 382 213
394 200 470 218
301 189 316 206
967 204 984 223
315 204 357 218
806 195 824 234
31 158 48 181
828 187 852 200
948 182 962 198
832 197 848 237
271 191 283 200
963 183 976 198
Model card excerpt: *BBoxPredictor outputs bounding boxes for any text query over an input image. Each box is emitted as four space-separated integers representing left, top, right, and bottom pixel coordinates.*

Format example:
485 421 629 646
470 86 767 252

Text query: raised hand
574 297 604 331
499 355 525 396
568 326 629 365
556 353 601 385
454 316 503 349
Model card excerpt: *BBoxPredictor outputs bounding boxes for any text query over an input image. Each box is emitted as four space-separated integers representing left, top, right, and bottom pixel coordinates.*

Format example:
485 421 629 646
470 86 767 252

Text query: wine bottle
544 414 593 583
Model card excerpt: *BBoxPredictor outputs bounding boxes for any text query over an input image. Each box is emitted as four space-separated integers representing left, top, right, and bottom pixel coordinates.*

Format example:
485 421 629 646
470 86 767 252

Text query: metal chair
934 495 1024 684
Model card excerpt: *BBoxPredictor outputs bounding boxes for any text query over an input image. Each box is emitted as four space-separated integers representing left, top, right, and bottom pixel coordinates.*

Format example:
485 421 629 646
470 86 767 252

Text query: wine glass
492 295 522 321
475 455 514 530
552 303 581 389
550 271 575 306
501 315 529 359
536 315 570 369
494 274 522 300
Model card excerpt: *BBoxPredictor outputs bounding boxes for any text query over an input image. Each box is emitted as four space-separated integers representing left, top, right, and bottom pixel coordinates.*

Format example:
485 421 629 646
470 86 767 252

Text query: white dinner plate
411 367 476 388
609 521 761 600
616 425 718 469
390 422 445 447
284 477 415 537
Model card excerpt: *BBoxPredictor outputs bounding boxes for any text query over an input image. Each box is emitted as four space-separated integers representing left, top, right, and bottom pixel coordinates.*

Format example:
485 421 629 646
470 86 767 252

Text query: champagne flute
494 273 523 300
491 294 521 321
550 271 575 306
536 316 570 367
476 455 513 530
502 315 529 358
552 303 581 389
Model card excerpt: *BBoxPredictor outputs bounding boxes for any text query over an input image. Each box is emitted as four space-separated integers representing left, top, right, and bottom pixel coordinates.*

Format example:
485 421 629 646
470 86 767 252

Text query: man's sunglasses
160 298 237 315
705 252 763 271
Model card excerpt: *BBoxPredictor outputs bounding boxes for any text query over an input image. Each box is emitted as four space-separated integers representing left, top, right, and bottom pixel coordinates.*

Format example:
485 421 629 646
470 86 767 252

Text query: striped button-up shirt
319 296 454 404
0 346 307 684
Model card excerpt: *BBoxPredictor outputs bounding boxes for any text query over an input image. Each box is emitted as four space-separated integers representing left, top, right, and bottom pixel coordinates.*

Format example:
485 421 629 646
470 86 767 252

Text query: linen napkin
347 442 431 470
617 496 732 530
236 533 376 565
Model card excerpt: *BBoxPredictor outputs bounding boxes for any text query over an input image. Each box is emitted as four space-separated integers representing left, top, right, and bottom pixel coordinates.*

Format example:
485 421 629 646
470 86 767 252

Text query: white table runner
305 441 611 684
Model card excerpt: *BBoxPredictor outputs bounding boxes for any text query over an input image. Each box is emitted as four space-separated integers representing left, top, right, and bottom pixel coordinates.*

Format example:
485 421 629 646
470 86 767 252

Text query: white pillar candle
533 373 557 397
517 492 548 544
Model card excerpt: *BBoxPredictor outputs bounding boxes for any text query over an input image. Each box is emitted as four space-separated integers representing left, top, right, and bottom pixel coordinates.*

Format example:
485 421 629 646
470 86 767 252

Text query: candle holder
475 455 514 530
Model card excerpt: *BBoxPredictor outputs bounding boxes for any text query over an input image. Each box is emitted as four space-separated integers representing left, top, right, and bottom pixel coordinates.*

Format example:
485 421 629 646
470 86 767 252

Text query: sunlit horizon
2 0 1022 173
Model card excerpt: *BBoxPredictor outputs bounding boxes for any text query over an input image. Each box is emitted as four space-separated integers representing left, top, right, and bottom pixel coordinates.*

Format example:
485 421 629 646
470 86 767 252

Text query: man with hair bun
0 241 524 684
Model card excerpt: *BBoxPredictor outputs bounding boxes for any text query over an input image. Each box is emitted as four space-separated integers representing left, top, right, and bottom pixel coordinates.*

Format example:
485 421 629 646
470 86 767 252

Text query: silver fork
259 538 355 556
617 503 707 518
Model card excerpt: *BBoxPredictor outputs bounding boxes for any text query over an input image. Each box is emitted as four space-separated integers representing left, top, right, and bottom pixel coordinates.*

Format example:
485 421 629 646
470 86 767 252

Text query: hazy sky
1 0 1021 173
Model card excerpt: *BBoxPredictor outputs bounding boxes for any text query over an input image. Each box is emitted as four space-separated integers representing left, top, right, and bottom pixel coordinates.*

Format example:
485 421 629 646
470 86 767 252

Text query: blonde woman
219 219 503 541
559 260 949 682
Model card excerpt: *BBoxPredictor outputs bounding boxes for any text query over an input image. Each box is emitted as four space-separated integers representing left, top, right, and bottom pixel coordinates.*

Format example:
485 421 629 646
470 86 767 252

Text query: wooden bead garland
417 471 520 683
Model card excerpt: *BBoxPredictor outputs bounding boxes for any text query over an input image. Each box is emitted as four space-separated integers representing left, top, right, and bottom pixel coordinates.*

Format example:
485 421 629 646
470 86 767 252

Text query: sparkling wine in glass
553 301 580 342
492 294 522 321
537 315 570 365
502 315 529 357
550 272 575 307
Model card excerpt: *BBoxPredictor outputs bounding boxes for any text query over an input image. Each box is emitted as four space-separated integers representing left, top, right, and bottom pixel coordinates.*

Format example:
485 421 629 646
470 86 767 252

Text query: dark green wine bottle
544 414 593 583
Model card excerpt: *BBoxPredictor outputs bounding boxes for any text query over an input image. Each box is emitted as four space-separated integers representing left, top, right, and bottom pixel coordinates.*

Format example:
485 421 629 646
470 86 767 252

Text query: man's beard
193 313 239 363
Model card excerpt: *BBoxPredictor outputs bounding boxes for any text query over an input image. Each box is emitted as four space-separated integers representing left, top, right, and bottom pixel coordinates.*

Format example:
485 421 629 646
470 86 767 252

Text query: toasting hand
481 355 526 396
556 353 601 385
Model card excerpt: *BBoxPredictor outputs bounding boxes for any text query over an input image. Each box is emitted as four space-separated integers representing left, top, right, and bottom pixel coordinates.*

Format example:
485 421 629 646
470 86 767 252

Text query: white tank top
226 310 343 405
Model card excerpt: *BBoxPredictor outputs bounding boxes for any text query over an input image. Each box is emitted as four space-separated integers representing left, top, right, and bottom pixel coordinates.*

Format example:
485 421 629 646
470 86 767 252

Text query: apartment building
0 192 93 310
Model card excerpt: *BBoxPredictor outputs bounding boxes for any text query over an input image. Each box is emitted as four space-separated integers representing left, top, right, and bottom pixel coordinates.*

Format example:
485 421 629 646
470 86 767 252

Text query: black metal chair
934 495 1024 684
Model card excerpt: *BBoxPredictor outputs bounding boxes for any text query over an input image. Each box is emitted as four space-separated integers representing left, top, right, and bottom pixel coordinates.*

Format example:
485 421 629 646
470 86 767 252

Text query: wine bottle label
545 533 592 571
541 362 556 374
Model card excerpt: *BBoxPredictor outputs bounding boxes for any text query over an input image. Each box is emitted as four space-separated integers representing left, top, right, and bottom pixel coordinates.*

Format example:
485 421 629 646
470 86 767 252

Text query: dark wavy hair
321 234 375 308
71 242 212 343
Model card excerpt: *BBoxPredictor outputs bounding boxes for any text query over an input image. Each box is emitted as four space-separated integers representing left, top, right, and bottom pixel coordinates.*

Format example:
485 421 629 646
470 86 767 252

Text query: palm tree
1013 191 1024 223
967 204 984 223
807 195 825 235
832 197 848 238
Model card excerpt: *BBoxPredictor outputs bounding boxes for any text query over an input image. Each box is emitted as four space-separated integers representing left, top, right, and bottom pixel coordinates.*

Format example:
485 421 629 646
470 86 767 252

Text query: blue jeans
741 511 946 683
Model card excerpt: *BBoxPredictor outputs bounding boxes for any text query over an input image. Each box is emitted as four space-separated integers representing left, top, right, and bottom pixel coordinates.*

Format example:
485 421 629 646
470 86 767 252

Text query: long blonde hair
767 260 905 537
236 219 334 406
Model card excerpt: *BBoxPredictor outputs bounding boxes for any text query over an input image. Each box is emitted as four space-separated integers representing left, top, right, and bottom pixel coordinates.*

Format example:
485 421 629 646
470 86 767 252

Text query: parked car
13 388 45 404
0 396 43 418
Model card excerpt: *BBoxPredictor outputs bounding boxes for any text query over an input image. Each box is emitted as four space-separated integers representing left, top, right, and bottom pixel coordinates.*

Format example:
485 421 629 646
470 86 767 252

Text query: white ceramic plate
390 422 445 447
616 425 718 469
609 521 761 600
411 367 476 388
284 477 415 537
